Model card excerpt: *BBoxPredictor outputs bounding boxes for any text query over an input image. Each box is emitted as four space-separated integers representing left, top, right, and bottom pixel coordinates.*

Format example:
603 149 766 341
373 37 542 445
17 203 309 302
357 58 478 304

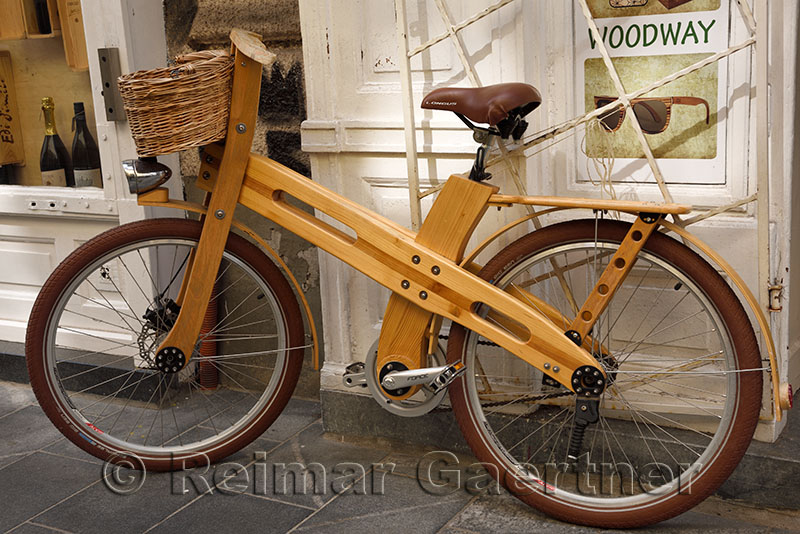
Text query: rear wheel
447 219 762 528
26 218 305 471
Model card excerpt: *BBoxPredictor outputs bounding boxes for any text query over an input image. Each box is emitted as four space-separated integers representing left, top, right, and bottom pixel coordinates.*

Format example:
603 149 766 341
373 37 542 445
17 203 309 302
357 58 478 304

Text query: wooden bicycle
25 30 792 528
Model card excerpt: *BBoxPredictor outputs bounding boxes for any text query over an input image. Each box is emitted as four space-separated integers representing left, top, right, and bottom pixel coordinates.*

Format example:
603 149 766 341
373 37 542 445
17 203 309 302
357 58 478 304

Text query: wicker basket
118 50 234 157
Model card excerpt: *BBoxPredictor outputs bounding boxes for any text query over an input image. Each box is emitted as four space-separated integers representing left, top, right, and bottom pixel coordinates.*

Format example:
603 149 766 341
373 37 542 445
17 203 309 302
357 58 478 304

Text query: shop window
1 0 100 189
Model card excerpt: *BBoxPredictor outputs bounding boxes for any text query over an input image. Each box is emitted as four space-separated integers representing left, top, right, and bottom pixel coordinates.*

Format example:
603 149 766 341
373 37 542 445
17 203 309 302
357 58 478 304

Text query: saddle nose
122 157 173 194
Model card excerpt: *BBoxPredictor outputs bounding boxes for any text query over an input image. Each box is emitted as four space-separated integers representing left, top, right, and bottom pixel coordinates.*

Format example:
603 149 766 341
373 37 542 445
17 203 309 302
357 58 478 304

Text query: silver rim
42 237 293 459
461 240 738 509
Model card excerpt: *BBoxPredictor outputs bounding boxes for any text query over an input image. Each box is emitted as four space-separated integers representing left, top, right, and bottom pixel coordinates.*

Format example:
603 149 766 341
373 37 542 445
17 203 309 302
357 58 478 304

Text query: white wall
300 0 798 439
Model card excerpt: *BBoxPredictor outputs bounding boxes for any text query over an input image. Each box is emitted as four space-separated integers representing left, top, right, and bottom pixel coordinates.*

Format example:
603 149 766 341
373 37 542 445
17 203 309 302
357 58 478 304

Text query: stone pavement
1 380 798 534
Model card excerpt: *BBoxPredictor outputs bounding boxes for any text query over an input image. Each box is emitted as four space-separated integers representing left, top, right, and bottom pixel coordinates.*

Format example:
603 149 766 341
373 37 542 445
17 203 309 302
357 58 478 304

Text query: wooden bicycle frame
152 30 694 394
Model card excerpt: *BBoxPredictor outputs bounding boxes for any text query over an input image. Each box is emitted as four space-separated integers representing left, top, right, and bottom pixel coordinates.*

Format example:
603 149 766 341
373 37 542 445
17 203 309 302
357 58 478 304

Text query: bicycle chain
431 333 573 412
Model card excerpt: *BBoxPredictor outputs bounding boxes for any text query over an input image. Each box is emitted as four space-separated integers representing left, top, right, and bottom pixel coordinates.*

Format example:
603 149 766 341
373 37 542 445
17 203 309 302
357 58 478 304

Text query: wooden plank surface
0 51 25 165
488 194 691 214
57 0 88 71
0 0 26 40
230 28 276 68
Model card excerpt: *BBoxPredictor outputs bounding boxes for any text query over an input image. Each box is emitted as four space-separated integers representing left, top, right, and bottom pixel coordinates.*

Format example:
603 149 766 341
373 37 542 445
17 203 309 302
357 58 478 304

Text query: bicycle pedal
426 361 466 393
342 362 367 388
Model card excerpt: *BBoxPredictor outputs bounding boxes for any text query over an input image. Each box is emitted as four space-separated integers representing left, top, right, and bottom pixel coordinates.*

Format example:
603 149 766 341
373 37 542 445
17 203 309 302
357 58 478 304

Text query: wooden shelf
57 0 88 71
0 0 26 40
24 29 61 39
19 0 61 39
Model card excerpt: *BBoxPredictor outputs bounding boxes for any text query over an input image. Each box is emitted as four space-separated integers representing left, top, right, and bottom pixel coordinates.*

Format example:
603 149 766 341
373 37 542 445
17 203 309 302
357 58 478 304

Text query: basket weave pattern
118 50 234 157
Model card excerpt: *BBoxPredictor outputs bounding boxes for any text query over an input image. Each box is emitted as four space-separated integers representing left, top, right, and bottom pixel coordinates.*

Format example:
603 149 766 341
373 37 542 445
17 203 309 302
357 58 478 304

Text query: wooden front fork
154 47 262 367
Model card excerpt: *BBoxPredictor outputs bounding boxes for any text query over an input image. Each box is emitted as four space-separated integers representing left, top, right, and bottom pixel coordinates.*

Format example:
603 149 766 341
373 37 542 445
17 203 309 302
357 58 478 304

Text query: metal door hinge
97 48 125 122
768 282 783 312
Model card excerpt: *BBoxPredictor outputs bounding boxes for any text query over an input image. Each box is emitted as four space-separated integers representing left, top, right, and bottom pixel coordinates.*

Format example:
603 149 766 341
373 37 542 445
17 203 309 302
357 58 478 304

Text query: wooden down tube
194 149 603 391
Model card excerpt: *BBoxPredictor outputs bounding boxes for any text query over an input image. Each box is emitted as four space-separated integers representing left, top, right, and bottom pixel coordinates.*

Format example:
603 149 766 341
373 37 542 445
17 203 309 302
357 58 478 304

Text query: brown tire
26 218 304 471
447 219 761 528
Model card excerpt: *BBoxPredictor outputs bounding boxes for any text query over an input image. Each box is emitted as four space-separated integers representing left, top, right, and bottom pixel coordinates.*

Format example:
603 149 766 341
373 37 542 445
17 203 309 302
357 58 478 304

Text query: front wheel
447 219 762 528
26 218 305 471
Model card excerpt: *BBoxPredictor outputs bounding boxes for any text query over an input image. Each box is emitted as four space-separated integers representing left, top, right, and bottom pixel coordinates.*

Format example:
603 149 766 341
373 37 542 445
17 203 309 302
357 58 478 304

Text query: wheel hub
571 365 606 397
155 347 186 373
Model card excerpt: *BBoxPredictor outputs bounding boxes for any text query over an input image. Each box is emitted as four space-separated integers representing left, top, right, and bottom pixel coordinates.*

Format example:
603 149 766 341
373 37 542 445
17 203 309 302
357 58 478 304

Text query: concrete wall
162 0 322 398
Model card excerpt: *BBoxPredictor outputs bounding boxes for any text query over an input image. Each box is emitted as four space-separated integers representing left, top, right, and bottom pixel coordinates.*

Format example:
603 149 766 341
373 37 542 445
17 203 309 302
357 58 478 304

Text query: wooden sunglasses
593 95 710 134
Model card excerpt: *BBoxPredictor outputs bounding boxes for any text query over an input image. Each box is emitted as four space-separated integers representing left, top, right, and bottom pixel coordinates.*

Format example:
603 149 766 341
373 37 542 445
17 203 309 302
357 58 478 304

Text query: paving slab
9 522 78 534
0 452 98 532
197 421 392 510
0 380 37 417
0 406 65 467
33 470 197 534
294 471 472 534
439 490 800 534
147 493 311 534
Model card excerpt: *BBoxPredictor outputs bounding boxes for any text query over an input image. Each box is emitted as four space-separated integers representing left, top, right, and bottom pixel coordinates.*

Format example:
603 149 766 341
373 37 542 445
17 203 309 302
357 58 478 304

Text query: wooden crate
57 0 88 71
20 0 61 38
0 51 25 165
0 0 27 40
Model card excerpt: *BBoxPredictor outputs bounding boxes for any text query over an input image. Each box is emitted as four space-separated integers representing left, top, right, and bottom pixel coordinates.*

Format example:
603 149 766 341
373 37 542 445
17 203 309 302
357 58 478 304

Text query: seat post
470 133 493 182
454 112 496 182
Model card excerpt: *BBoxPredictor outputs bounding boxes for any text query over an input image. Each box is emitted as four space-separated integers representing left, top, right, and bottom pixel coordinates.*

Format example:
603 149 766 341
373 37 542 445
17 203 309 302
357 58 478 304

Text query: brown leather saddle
421 83 541 129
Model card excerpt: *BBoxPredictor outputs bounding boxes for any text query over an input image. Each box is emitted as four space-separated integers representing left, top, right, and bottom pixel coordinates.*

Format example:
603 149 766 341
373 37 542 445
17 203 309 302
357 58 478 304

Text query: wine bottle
0 165 12 185
40 97 74 187
33 0 52 34
71 102 102 188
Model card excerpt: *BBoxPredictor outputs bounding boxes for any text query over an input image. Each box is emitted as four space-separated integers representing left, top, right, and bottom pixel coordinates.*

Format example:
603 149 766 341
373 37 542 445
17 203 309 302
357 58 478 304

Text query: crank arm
381 361 465 392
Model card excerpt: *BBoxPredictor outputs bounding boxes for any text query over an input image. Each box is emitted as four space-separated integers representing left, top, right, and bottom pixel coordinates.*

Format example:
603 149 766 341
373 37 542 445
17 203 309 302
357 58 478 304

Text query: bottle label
74 168 102 188
42 169 66 187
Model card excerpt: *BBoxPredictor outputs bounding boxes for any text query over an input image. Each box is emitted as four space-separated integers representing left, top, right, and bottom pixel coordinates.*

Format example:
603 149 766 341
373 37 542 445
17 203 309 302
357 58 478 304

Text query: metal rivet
543 362 551 370
594 388 600 394
202 171 211 180
401 280 410 289
215 209 225 219
597 379 603 385
419 291 428 300
573 378 579 384
594 370 600 377
241 61 246 66
236 123 247 134
431 265 440 275
205 155 214 164
412 255 421 264
580 405 588 411
553 366 560 373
